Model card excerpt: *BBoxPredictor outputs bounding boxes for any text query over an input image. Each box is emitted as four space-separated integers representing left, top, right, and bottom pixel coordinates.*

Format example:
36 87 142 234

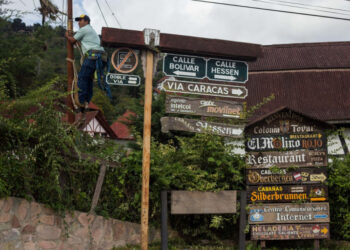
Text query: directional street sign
158 79 248 99
207 58 248 83
163 53 206 79
106 73 141 86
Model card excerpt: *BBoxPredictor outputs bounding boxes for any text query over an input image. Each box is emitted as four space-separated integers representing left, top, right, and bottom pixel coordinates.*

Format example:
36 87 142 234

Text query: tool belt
85 50 107 62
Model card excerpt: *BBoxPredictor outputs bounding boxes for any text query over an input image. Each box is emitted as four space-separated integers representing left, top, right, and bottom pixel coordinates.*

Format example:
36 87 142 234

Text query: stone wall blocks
77 212 95 227
39 215 55 226
16 199 29 221
37 240 58 249
2 198 13 213
36 225 61 240
12 215 21 228
0 212 13 223
23 242 36 250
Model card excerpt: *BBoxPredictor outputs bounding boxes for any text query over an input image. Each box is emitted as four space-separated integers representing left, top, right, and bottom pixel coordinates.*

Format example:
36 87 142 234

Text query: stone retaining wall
0 197 160 249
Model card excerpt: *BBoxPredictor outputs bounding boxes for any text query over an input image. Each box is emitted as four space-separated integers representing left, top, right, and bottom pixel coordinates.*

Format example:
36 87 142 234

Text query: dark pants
78 58 96 104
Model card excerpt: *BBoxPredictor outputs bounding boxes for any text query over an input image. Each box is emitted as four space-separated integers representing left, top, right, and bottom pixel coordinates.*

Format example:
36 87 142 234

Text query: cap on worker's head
75 14 90 22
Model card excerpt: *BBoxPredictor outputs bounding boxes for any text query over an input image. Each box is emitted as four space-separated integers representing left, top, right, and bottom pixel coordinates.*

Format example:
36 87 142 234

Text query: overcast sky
8 0 350 45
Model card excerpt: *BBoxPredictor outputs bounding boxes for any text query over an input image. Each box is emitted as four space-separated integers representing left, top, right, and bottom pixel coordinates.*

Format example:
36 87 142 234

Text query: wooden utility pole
66 0 75 123
140 50 154 250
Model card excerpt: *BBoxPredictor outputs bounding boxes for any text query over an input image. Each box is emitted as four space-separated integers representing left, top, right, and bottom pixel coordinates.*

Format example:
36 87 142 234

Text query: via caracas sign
251 224 330 240
246 150 328 169
247 185 328 203
160 117 244 138
165 96 243 118
158 79 248 99
249 203 330 224
106 73 141 86
163 53 248 83
246 168 328 185
245 133 326 152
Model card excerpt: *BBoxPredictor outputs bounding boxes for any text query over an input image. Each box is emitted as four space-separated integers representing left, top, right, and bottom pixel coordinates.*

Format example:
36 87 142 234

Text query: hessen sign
249 203 330 224
247 185 328 203
163 53 206 79
158 79 248 99
251 224 330 240
246 150 328 169
165 96 243 118
246 168 328 185
207 58 248 83
160 117 244 138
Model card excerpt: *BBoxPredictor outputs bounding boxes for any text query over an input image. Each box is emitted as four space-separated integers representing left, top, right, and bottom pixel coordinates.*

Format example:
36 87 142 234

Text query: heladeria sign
165 96 243 118
245 133 326 152
246 150 327 169
248 203 330 224
247 185 328 203
246 168 327 185
251 224 330 240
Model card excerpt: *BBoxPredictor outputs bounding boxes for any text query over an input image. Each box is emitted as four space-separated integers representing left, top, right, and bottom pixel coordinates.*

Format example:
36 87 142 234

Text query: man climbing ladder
65 14 106 113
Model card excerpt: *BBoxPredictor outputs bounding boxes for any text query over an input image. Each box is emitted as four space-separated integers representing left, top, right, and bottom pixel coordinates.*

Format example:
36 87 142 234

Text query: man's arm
65 31 77 45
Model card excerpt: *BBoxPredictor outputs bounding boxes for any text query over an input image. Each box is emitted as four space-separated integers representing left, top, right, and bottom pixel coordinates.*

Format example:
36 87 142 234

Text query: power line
104 0 122 28
96 0 109 27
251 0 350 16
263 0 350 13
192 0 350 21
19 0 26 6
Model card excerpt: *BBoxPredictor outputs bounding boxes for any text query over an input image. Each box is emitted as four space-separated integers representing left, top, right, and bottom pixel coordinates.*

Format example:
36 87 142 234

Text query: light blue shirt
74 24 104 54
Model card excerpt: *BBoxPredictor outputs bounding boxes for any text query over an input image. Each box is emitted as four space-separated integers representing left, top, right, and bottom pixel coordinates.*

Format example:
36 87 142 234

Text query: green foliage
328 155 350 240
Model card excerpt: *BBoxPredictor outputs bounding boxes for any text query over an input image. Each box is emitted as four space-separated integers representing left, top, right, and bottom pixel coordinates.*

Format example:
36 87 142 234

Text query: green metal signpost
207 58 248 83
106 73 141 86
163 53 206 79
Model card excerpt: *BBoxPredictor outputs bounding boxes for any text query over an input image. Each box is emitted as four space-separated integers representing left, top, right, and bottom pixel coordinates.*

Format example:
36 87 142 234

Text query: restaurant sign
165 96 243 118
245 133 326 152
160 117 244 138
248 203 330 224
246 150 327 169
158 79 248 99
246 167 327 185
247 185 328 203
251 224 330 240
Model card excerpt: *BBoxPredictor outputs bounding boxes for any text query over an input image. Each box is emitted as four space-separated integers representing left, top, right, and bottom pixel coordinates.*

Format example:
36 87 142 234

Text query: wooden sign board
158 79 248 99
246 167 327 185
165 96 243 118
160 117 244 138
245 108 331 135
251 224 330 240
246 150 327 169
171 191 237 214
247 185 328 203
248 203 330 224
245 133 326 152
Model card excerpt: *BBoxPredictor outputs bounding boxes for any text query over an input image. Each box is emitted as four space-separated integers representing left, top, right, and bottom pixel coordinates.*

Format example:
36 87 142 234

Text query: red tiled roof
110 111 136 140
249 41 350 72
246 70 350 122
246 41 350 122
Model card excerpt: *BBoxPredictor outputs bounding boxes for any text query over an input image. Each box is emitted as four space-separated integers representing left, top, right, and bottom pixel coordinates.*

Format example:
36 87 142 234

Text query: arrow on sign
214 75 237 81
321 227 328 235
310 173 327 182
173 71 196 77
232 88 244 96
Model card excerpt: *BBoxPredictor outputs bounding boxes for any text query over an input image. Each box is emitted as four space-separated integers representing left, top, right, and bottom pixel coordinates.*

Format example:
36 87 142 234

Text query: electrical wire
251 0 350 16
104 0 122 28
192 0 350 21
32 0 37 9
96 0 109 27
19 0 26 6
262 0 350 13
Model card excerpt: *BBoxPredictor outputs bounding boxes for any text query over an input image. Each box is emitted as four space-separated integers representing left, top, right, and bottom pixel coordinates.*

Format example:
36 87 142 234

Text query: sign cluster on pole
159 53 248 137
245 108 330 245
